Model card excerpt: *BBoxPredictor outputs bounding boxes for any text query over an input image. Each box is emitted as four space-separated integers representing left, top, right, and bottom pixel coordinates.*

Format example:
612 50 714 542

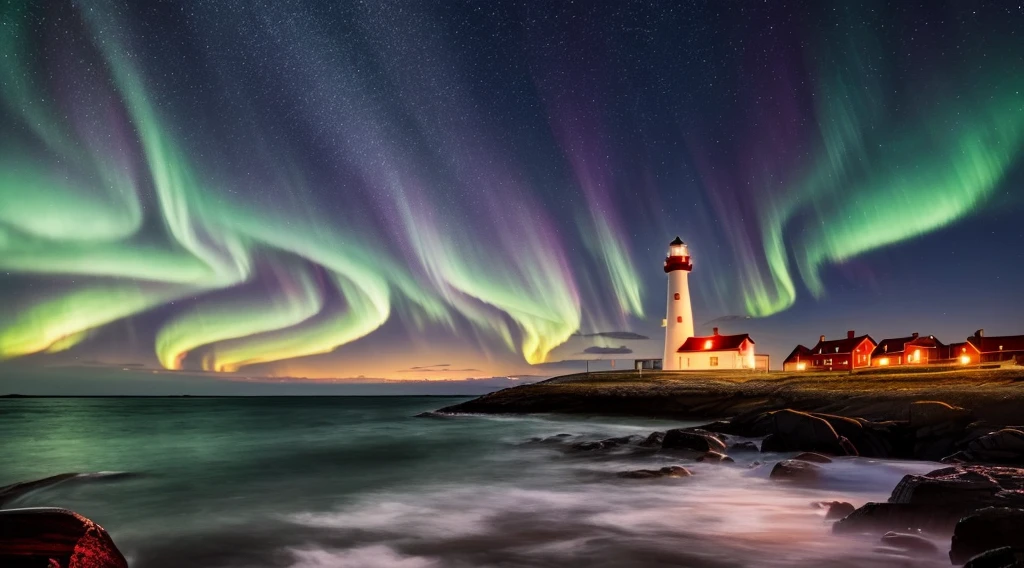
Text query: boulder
759 410 852 456
662 429 727 453
822 501 856 520
618 465 692 479
729 441 759 453
812 412 892 457
880 531 940 554
769 459 821 482
909 401 974 429
964 547 1024 568
639 431 665 448
0 507 128 568
950 507 1024 565
696 451 734 463
953 429 1024 465
889 466 1024 509
792 452 833 464
832 502 966 534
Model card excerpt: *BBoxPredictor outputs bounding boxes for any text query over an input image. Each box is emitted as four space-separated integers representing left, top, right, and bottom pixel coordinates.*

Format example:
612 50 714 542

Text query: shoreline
437 367 1024 426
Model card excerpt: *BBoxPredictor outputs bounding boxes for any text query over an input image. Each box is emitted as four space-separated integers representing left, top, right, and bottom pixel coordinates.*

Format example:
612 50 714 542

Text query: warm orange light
878 357 889 366
960 355 971 365
796 362 806 371
912 349 921 363
703 339 712 349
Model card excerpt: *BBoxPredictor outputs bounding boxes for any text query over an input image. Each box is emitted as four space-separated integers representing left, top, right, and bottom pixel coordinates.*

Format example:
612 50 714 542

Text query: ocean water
0 397 949 567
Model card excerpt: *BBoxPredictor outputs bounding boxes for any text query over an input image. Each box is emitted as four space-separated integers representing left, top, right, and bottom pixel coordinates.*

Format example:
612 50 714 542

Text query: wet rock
812 413 893 458
792 452 833 464
950 507 1024 565
822 501 856 520
662 429 727 453
909 401 974 429
696 451 734 463
964 547 1024 568
880 531 940 554
760 410 852 456
639 431 666 448
832 502 966 534
889 466 1024 509
951 429 1024 465
618 465 692 479
769 459 821 482
0 507 128 568
729 441 759 453
0 473 79 507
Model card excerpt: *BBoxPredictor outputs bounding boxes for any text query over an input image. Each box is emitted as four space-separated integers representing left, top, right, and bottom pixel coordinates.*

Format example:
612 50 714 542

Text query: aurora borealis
1 1 1023 383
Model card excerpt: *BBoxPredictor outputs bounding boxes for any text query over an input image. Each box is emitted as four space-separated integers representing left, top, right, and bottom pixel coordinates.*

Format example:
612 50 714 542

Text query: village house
871 333 947 366
675 327 756 370
963 329 1024 364
784 331 876 372
782 345 812 371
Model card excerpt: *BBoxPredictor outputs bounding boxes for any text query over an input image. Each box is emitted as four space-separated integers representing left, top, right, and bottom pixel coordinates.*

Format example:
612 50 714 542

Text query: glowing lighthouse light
663 236 694 370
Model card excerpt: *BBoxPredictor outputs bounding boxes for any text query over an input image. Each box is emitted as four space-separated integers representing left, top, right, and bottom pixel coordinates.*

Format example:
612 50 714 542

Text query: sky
1 0 1023 392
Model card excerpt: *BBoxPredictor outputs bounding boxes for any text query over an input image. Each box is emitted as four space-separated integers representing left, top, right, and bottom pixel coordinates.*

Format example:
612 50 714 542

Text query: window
676 316 682 323
824 358 833 365
709 356 719 367
674 293 680 300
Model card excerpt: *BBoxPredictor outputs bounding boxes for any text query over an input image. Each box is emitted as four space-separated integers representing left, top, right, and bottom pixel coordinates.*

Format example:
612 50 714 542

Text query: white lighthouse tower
663 236 694 370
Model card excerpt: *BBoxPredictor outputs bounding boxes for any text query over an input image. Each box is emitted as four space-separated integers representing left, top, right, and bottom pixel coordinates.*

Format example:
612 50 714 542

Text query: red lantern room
664 236 692 273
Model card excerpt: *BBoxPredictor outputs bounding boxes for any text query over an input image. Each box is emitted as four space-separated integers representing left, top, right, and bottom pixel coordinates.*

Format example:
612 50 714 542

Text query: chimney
713 327 719 336
819 335 826 343
975 329 985 338
847 330 855 339
912 332 919 339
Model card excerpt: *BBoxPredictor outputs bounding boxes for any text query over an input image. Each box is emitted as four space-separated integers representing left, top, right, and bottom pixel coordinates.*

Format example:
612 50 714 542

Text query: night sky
2 0 1023 389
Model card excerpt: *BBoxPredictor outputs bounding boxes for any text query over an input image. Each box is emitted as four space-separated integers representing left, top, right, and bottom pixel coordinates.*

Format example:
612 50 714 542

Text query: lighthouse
663 236 694 370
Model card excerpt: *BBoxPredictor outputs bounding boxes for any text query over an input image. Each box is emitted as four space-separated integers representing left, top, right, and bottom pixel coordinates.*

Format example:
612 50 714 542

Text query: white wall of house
675 347 754 370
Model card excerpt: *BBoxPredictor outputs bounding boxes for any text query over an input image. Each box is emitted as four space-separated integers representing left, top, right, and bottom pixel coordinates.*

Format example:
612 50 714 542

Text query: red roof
677 333 752 353
810 334 876 356
783 344 812 363
967 334 1024 354
872 334 945 358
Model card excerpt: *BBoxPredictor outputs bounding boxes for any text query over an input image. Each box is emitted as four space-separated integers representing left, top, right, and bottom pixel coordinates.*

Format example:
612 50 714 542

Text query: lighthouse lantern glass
669 243 687 258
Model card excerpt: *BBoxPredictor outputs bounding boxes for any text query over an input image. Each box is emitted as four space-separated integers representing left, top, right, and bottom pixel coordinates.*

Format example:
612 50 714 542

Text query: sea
0 397 950 567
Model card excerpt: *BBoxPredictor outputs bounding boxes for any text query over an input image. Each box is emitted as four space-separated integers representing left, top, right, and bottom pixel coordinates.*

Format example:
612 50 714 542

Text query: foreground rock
880 531 940 554
618 466 692 479
834 466 1024 535
0 507 128 568
822 501 855 520
946 429 1024 465
770 460 821 482
964 547 1024 568
950 507 1024 565
758 410 857 456
661 429 726 454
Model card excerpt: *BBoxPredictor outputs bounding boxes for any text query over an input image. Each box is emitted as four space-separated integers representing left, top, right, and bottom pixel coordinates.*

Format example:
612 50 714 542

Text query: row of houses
782 329 1024 372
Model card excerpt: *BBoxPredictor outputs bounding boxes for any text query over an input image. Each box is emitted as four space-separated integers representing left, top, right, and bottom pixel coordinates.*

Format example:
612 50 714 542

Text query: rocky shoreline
434 368 1024 566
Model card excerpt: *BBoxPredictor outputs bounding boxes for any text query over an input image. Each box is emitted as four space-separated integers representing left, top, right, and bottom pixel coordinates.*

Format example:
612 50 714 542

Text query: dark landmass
438 367 1024 425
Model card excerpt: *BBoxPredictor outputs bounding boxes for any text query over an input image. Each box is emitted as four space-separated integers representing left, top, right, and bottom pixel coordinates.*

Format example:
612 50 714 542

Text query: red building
782 345 812 371
871 333 947 366
965 329 1024 364
676 328 756 370
788 331 876 371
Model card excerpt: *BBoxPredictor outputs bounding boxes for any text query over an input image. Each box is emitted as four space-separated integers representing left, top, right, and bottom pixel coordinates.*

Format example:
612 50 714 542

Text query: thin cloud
582 345 633 355
574 331 650 340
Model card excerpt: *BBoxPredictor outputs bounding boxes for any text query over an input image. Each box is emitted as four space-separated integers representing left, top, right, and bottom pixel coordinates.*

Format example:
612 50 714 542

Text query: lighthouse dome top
668 236 689 258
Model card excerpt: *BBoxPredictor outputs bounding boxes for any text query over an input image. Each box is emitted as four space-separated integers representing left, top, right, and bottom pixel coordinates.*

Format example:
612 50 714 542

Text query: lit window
674 293 680 300
677 316 682 323
703 339 713 349
709 356 719 367
879 357 889 366
796 362 806 371
912 349 921 363
960 355 971 365
824 358 832 365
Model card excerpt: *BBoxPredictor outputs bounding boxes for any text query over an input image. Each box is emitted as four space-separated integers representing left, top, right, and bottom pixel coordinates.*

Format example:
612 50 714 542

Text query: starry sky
1 0 1023 389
